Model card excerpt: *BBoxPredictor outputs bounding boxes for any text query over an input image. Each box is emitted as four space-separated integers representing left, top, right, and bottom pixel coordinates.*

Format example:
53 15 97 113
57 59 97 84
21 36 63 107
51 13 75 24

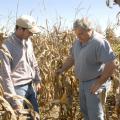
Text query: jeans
79 78 111 120
14 82 39 113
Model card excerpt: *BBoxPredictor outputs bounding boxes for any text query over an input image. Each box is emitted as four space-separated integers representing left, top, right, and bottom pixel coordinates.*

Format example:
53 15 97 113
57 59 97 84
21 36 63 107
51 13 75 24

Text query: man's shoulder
1 34 16 56
4 33 19 49
0 44 12 60
92 32 107 45
4 34 14 45
93 32 105 41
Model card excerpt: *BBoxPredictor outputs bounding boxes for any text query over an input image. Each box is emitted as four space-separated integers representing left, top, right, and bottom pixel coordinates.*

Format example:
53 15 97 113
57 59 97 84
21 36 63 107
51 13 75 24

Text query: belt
80 75 101 82
16 81 32 87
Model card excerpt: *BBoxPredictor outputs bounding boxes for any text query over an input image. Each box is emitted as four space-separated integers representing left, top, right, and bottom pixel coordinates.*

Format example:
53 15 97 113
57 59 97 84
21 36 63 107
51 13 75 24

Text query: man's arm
0 51 16 94
31 48 42 92
90 60 116 94
0 50 22 109
33 57 42 83
56 55 74 75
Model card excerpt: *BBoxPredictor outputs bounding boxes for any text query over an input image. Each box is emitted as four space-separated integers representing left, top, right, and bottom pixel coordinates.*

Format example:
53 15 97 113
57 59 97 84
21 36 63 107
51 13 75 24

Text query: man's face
22 29 33 40
74 28 89 41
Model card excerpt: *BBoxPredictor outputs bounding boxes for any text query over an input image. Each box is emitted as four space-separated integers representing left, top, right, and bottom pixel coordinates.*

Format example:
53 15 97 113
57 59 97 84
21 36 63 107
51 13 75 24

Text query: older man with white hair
56 17 116 120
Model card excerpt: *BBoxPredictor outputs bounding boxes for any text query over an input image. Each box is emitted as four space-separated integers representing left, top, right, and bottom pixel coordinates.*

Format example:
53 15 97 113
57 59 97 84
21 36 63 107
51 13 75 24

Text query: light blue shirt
71 32 116 81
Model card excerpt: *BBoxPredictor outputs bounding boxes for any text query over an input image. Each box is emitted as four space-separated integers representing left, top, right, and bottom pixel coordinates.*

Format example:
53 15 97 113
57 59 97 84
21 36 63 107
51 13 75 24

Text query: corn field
0 26 119 120
32 26 120 120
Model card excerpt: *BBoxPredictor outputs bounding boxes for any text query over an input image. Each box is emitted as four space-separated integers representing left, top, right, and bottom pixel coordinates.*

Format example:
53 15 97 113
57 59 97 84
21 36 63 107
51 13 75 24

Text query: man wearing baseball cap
16 15 40 34
0 15 42 113
56 17 116 120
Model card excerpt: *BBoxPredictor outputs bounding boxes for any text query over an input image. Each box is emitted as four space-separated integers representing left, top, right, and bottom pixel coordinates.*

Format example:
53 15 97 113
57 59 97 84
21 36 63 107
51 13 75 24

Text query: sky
0 0 120 35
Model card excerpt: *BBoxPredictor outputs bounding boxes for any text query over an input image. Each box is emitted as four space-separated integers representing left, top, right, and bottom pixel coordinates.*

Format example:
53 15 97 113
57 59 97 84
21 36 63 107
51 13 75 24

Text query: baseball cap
16 15 40 34
73 17 93 30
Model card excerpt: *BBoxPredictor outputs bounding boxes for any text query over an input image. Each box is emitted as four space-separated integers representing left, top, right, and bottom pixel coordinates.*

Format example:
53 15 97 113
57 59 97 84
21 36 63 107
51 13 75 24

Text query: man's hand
55 68 63 76
13 100 23 110
90 82 102 94
36 83 43 93
14 104 23 110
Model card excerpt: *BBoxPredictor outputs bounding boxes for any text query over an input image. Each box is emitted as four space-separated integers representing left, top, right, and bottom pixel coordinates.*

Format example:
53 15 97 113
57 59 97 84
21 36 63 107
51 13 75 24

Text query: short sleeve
96 39 116 63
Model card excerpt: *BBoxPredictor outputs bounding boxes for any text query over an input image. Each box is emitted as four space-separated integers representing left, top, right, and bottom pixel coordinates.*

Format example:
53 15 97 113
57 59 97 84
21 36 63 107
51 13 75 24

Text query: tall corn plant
32 27 84 119
32 24 120 119
105 26 120 119
0 22 118 120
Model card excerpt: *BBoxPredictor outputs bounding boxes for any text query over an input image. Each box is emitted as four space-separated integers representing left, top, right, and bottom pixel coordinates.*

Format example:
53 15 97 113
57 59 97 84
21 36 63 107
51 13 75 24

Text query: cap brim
29 26 40 34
